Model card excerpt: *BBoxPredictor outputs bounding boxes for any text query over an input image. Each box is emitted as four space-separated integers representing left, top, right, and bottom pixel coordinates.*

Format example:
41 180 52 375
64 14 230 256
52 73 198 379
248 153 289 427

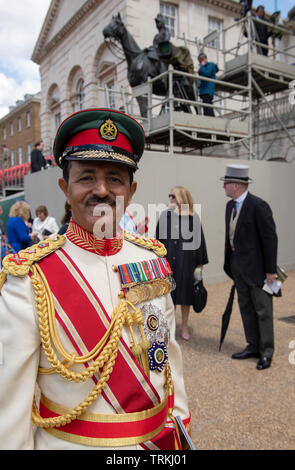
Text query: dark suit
30 149 46 173
224 192 278 358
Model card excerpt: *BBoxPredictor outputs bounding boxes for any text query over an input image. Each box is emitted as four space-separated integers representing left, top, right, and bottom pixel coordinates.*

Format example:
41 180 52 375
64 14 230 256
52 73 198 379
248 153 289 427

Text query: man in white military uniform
0 109 190 450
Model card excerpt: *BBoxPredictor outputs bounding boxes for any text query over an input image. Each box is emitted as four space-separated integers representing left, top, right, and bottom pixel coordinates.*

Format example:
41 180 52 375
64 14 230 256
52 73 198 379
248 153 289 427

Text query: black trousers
200 94 214 116
230 252 274 358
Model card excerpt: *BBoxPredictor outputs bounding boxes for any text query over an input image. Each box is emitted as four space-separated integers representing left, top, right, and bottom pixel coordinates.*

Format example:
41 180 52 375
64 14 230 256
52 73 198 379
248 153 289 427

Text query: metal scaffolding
100 13 295 160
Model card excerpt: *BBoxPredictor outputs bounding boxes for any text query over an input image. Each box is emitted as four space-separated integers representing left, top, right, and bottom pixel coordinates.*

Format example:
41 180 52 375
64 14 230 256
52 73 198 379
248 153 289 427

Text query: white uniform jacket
0 233 190 450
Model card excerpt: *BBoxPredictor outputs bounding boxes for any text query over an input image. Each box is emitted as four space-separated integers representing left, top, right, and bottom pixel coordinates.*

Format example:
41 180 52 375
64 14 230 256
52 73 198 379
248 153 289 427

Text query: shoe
232 349 260 360
256 357 272 370
181 330 190 341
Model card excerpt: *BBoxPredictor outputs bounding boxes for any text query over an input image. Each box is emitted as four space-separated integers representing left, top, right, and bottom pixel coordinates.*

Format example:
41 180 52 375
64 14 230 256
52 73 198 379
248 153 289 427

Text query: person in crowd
253 5 271 56
7 201 38 252
0 204 17 267
1 144 9 169
0 204 5 234
32 205 59 240
58 201 72 235
30 141 47 173
243 5 271 56
197 53 219 117
156 186 208 340
0 108 190 450
222 164 278 370
119 211 149 235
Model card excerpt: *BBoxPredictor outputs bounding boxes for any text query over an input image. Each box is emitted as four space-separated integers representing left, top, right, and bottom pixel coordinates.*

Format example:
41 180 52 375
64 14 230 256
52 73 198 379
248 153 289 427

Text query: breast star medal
148 342 168 372
141 303 170 345
141 304 170 373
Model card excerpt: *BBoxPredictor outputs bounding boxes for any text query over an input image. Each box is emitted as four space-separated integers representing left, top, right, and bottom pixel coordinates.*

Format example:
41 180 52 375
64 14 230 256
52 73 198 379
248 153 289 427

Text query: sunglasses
168 194 175 199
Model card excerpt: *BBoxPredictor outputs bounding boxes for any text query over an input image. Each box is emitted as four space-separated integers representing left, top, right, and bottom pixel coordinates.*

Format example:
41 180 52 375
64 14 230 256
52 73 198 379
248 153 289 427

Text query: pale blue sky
0 0 51 118
253 0 294 18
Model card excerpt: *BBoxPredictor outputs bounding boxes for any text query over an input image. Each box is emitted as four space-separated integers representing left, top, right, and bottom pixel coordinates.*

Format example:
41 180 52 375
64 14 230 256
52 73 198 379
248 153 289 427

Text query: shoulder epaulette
1 235 66 278
124 231 167 257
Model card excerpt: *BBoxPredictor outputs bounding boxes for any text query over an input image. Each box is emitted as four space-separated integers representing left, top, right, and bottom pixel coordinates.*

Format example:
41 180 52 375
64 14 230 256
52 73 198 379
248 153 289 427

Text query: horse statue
103 13 198 117
103 13 167 117
153 14 198 114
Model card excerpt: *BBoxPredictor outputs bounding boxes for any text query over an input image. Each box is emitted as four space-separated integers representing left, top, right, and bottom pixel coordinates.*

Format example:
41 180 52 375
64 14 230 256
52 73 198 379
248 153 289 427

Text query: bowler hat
53 108 145 170
220 164 253 184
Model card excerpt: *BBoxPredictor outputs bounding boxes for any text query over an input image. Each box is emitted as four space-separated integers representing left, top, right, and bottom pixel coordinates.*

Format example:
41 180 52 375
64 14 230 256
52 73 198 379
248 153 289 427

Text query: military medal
141 303 170 345
148 342 168 372
117 257 173 303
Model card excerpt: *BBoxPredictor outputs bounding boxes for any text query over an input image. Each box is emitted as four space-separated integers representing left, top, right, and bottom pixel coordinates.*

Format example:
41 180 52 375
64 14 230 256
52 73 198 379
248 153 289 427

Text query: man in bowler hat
222 164 278 370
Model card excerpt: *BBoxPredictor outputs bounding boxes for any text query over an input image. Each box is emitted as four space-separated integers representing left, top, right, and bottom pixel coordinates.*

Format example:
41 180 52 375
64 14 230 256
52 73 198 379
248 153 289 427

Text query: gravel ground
175 270 295 450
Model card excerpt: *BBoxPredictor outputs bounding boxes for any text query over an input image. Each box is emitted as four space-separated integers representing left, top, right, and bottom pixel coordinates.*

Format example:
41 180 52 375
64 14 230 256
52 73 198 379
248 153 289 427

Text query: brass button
118 290 125 299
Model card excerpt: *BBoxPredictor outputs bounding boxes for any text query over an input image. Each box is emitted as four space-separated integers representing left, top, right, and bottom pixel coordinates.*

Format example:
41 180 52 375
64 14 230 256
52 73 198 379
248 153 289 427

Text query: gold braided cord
31 263 146 383
0 271 7 291
1 235 66 277
63 150 135 167
123 232 167 257
32 330 124 429
30 264 139 428
33 258 160 377
32 363 173 430
36 264 118 369
30 263 174 428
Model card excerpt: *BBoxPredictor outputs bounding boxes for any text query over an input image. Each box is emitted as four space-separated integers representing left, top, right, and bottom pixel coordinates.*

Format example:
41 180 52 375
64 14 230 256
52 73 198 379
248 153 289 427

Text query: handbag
192 279 208 313
42 228 53 237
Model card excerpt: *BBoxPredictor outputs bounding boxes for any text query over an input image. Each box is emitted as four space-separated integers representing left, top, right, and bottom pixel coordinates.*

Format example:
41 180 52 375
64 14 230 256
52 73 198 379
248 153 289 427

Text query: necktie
232 201 237 220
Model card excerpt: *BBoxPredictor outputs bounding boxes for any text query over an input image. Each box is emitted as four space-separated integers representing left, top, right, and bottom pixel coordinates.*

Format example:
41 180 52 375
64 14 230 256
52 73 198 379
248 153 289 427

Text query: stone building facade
31 0 295 160
0 94 41 166
31 0 242 154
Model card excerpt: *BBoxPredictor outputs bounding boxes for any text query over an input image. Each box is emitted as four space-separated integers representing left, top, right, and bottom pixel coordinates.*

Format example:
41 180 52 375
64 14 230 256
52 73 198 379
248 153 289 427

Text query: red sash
37 248 179 449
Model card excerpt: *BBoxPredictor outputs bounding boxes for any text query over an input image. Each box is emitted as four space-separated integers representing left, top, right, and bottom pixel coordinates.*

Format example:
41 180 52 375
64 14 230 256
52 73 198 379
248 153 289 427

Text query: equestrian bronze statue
103 13 197 116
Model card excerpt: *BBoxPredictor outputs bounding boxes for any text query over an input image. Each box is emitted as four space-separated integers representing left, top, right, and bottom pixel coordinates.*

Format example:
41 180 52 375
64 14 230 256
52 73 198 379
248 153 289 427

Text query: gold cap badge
99 119 118 141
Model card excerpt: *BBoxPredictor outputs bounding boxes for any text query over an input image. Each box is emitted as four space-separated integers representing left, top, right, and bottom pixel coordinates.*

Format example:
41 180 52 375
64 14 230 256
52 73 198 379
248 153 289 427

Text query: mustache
85 196 116 207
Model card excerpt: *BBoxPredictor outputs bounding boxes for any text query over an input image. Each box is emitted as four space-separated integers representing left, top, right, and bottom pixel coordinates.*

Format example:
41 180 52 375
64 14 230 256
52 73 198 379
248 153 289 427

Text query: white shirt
234 190 248 215
32 216 59 239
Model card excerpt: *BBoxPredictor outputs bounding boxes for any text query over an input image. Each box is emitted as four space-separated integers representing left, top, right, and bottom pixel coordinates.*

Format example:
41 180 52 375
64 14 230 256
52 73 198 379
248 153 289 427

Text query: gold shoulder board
124 231 167 257
1 235 66 278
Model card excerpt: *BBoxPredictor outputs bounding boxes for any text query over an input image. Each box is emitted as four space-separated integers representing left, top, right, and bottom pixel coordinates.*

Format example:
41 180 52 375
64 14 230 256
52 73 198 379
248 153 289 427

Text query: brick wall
0 98 41 166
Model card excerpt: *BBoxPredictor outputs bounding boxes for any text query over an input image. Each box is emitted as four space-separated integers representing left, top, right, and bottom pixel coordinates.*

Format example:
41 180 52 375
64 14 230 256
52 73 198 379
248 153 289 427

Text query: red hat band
66 128 134 154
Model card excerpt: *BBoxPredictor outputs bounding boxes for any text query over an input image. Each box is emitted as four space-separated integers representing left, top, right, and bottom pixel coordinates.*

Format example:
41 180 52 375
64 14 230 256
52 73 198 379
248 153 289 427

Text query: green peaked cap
53 108 145 170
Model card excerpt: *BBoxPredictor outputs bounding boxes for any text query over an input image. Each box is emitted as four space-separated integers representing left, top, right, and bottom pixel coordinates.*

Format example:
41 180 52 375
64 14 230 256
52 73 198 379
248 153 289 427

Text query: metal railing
0 157 55 198
98 13 295 159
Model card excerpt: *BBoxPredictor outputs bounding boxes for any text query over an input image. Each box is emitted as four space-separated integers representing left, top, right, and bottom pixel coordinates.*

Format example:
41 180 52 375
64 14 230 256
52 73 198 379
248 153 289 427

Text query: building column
84 80 99 108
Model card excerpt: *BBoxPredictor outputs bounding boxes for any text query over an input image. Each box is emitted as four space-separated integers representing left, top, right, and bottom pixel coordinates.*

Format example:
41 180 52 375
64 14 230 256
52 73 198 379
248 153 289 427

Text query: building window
105 80 116 109
11 150 15 166
2 127 6 140
27 143 31 162
77 79 85 110
10 122 14 136
26 111 31 127
207 17 223 49
18 116 22 132
160 2 178 38
18 147 23 164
